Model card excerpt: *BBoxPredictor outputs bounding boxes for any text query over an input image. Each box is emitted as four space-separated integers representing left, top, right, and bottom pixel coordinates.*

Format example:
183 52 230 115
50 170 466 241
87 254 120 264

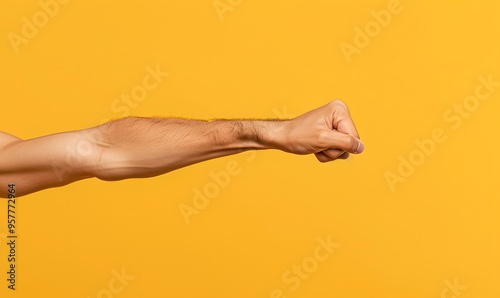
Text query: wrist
207 119 289 152
243 120 289 151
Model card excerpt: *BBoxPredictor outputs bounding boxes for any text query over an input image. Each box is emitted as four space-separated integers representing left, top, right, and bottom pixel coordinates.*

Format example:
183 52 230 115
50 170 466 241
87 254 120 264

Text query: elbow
91 119 167 181
92 152 135 181
91 144 149 181
93 149 162 181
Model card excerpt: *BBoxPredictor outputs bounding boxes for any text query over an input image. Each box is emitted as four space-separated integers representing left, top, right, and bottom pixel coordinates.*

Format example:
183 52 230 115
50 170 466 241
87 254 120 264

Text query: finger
337 152 350 159
329 100 360 139
314 151 334 163
322 130 365 154
314 150 350 163
322 148 345 159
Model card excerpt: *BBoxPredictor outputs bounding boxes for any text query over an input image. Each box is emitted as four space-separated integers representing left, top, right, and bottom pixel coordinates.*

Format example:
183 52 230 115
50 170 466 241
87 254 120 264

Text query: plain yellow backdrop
1 0 500 297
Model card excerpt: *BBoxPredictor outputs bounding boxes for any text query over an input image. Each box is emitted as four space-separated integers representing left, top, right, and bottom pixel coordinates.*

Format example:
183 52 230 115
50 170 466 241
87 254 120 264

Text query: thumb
324 130 365 154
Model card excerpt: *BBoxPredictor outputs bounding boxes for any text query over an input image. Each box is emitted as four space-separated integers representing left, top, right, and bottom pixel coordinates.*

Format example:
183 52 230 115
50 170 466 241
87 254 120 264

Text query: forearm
94 117 286 180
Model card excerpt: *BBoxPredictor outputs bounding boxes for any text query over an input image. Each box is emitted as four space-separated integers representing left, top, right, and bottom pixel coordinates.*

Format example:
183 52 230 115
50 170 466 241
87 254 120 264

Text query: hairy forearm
94 117 285 180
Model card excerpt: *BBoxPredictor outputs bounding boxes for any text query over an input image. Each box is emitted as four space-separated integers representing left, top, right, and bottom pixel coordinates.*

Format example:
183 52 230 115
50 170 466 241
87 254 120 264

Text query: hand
280 100 364 162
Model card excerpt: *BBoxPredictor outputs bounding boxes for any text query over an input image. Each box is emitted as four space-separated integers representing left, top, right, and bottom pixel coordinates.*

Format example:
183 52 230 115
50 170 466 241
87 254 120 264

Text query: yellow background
1 0 500 297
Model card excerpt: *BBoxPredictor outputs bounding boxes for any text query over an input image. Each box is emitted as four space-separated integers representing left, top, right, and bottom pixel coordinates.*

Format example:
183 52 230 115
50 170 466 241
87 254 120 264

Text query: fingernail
356 140 365 154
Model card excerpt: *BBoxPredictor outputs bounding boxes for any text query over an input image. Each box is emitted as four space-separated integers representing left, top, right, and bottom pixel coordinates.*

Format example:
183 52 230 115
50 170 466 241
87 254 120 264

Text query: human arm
0 100 364 198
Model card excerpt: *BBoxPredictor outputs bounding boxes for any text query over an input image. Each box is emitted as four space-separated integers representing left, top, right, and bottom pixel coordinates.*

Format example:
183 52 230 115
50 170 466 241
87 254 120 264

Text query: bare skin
0 100 364 198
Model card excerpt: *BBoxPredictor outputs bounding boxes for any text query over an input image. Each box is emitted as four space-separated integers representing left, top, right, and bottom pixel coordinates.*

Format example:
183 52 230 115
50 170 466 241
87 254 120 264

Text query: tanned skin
0 100 364 198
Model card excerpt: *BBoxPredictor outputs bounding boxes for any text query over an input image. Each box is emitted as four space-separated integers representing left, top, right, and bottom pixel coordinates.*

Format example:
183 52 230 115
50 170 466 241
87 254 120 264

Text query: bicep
0 129 102 198
0 132 22 198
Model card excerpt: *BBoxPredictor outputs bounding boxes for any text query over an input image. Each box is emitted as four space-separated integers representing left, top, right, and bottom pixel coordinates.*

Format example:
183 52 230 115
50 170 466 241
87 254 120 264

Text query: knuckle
330 99 347 108
330 100 350 116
